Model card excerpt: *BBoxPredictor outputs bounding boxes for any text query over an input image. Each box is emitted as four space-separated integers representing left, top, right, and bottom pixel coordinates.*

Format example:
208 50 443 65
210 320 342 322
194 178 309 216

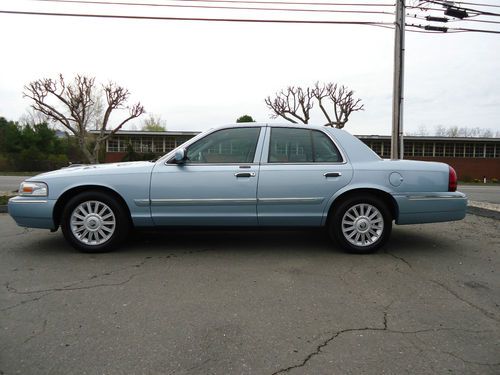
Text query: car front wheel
329 195 392 254
61 191 130 252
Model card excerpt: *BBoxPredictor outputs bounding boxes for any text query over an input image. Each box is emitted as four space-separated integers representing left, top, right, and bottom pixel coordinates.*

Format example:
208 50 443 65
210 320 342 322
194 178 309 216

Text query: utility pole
391 0 405 159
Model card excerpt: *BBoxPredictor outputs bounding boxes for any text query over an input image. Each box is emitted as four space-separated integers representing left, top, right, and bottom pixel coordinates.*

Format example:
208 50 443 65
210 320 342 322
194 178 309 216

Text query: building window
424 142 434 157
413 143 423 157
370 141 382 156
455 143 464 157
404 142 413 157
176 136 193 147
107 138 119 152
165 137 176 151
473 143 484 158
434 143 444 157
381 141 391 157
485 144 495 158
444 143 454 157
464 143 474 157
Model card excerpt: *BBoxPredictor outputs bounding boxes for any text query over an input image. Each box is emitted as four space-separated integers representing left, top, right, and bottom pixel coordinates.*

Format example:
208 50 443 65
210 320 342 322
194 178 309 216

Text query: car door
150 126 264 226
257 126 353 226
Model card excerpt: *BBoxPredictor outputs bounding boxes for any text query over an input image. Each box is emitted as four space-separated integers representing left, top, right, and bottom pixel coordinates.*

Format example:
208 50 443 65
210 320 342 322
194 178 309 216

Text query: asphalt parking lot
0 213 499 374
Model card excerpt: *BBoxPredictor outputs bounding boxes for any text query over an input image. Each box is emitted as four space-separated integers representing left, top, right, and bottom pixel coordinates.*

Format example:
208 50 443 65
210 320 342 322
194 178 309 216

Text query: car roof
214 122 345 134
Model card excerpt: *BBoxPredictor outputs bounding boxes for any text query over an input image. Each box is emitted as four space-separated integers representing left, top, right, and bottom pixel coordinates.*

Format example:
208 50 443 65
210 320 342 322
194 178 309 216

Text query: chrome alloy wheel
341 203 384 247
70 200 116 245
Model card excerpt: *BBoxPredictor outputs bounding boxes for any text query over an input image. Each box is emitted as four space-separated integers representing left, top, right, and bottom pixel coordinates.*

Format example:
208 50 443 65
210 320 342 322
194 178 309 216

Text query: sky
0 0 499 136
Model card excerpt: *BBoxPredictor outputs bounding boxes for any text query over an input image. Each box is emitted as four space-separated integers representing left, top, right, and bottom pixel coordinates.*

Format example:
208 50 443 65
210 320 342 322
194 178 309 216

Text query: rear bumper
7 196 56 230
393 192 467 225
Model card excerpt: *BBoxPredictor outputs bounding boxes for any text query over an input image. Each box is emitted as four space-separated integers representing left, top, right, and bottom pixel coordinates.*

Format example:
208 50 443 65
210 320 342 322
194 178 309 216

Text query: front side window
186 127 260 164
268 128 342 163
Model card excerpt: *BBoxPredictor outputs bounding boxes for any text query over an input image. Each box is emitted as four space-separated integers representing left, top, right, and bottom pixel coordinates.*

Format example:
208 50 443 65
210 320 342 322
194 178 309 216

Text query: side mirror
174 148 187 164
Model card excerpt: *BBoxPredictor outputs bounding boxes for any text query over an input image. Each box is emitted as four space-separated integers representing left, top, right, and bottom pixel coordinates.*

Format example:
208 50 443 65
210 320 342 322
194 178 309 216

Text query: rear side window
268 128 342 163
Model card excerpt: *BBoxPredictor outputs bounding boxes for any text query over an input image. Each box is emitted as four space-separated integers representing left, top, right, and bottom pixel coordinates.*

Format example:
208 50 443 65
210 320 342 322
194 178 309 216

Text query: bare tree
446 126 460 137
312 82 364 128
434 125 447 136
23 74 145 163
19 108 51 127
265 82 363 129
142 114 167 131
264 86 314 124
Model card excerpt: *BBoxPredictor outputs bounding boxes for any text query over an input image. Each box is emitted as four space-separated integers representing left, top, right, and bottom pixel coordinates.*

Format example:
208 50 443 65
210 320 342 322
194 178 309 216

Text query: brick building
100 130 500 181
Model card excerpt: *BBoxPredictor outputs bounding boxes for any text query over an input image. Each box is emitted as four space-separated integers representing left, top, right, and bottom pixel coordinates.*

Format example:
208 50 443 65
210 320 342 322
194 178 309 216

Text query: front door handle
324 172 342 178
235 172 256 178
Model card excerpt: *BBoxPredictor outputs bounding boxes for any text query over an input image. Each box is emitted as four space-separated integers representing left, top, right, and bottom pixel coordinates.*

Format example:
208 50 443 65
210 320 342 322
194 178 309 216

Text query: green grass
0 171 38 176
0 195 14 205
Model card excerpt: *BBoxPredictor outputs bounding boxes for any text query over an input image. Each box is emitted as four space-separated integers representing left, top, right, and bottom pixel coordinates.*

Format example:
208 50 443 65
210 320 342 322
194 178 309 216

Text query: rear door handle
235 172 256 178
324 172 342 178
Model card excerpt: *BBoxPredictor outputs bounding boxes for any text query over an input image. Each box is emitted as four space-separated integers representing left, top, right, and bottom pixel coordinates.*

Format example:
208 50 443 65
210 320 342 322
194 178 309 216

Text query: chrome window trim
163 163 259 167
150 198 257 206
10 199 48 204
405 195 466 201
258 197 324 205
137 197 325 206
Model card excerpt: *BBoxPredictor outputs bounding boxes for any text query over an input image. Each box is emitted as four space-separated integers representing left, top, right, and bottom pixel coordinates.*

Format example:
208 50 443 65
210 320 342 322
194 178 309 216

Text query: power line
46 0 398 6
28 0 396 15
407 22 500 33
450 26 500 33
407 12 500 25
451 1 500 8
169 0 395 6
0 9 396 25
418 0 500 16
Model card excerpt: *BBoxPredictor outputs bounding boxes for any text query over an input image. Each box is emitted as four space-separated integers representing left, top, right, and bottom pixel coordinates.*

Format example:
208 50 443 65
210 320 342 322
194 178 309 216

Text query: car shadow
29 225 455 259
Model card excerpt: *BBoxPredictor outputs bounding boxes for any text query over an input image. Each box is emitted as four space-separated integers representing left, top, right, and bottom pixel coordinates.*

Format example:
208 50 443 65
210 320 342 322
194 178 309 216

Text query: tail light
448 166 457 192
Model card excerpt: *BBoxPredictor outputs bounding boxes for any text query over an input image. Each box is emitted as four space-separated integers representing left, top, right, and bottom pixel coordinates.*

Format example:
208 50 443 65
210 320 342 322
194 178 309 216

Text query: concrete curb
467 200 500 220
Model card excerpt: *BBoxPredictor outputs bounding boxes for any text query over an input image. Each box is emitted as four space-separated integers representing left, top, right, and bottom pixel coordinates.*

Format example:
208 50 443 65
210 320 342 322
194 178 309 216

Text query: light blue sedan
8 124 467 253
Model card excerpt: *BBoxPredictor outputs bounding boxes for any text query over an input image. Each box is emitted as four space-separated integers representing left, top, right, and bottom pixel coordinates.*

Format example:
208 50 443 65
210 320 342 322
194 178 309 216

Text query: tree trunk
93 141 101 164
79 137 97 164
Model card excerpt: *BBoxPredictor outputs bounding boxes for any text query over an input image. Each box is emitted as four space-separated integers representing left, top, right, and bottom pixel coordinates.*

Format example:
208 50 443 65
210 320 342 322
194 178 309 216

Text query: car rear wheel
61 191 130 252
329 195 392 254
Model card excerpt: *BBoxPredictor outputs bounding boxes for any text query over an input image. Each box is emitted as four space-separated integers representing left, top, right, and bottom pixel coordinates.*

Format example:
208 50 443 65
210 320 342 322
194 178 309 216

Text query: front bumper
393 191 467 225
8 196 57 230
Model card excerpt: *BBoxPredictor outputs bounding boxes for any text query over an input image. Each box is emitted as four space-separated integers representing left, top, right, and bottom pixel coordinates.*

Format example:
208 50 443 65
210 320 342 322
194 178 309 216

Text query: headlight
19 182 48 197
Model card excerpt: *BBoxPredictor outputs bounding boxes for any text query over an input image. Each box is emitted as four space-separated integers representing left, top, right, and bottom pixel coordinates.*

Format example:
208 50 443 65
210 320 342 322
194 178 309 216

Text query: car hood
30 161 155 181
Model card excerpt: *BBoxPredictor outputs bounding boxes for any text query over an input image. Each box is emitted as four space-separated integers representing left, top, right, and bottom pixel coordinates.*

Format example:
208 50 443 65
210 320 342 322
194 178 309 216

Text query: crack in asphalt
22 319 48 345
5 274 136 295
0 256 152 312
442 351 500 368
0 292 53 312
270 309 496 375
431 280 499 323
384 250 413 270
1 248 214 312
271 311 389 375
382 252 499 324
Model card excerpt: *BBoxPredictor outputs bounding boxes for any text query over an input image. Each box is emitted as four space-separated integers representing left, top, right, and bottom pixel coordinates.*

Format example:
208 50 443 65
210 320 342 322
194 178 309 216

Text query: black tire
329 195 392 254
61 190 130 253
